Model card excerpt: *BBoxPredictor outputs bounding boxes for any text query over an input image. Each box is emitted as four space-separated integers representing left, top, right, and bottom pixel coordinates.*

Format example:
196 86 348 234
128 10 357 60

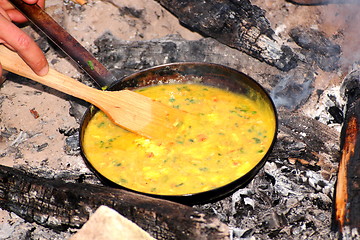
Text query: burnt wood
0 164 229 240
289 27 341 72
154 0 298 71
275 109 340 170
333 70 360 236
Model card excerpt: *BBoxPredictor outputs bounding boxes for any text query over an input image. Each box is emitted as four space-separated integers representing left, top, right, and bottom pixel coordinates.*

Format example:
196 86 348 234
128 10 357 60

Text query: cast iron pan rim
79 62 278 205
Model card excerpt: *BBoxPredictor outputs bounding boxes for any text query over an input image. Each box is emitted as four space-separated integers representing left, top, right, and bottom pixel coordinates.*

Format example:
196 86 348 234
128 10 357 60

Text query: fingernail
38 65 49 76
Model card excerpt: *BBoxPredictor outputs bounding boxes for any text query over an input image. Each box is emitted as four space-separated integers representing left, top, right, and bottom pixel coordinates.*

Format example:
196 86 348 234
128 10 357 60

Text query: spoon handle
0 45 103 105
9 0 117 88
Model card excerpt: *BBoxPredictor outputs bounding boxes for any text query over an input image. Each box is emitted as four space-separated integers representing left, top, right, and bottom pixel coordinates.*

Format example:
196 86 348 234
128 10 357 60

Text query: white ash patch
303 85 345 132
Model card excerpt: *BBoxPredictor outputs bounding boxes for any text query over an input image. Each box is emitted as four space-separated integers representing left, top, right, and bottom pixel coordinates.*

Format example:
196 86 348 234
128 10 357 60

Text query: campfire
0 0 359 239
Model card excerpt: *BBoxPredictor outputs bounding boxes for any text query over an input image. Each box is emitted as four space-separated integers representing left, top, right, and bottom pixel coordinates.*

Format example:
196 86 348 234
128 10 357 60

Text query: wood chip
71 0 87 5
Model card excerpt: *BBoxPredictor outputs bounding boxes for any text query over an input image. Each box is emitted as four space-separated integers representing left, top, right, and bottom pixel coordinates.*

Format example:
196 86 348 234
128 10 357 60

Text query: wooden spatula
0 45 183 139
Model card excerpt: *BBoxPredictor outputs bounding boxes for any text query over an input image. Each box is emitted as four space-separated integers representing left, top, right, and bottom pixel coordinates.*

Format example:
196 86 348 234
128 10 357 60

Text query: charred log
275 109 340 171
289 27 341 72
154 0 298 71
332 70 360 238
0 164 229 240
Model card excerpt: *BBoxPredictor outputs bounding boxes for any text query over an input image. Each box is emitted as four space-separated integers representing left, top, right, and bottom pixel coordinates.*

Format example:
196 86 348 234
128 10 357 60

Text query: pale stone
70 206 155 240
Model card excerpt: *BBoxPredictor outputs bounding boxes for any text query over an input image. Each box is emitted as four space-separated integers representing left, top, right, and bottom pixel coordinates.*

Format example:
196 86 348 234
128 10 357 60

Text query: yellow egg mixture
83 83 276 195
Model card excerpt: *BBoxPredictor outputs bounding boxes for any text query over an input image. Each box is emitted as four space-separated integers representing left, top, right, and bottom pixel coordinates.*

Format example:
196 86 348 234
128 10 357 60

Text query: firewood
154 0 298 71
289 27 341 72
0 164 229 240
333 69 360 237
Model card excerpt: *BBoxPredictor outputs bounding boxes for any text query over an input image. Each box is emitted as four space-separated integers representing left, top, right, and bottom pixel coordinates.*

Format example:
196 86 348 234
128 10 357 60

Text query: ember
0 0 360 239
29 108 40 119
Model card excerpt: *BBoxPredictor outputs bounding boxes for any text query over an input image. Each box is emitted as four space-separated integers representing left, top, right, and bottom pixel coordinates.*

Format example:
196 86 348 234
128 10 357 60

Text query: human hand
0 0 48 77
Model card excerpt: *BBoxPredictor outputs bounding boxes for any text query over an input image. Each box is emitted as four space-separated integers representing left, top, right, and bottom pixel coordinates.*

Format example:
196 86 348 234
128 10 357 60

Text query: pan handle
9 0 117 88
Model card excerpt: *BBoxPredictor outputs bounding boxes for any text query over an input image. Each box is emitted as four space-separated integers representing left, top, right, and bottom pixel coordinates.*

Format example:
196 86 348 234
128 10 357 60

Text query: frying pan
80 62 278 204
10 0 278 204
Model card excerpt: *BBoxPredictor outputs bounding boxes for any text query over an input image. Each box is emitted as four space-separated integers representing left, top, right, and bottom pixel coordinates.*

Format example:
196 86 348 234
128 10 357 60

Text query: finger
2 0 45 23
0 0 14 10
6 9 28 23
37 0 45 8
1 0 28 23
0 0 44 9
22 0 38 4
0 15 48 76
23 0 45 8
0 4 11 20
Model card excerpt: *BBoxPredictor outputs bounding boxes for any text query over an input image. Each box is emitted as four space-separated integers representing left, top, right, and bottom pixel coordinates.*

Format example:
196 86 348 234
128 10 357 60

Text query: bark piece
154 0 298 71
0 164 229 240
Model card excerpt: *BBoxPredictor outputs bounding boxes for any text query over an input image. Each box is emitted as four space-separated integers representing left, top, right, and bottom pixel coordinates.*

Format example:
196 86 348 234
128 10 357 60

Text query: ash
199 161 336 240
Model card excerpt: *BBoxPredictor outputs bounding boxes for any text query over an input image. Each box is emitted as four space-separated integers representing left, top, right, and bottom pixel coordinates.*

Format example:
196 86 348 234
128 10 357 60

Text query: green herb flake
169 97 176 103
119 178 128 184
112 161 122 167
177 86 191 91
199 167 209 172
97 122 106 128
87 60 95 70
175 183 184 187
185 98 196 104
253 137 261 144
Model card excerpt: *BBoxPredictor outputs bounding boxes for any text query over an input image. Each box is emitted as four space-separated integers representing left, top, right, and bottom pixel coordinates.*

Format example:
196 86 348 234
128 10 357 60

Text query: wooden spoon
4 0 184 139
0 45 183 139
